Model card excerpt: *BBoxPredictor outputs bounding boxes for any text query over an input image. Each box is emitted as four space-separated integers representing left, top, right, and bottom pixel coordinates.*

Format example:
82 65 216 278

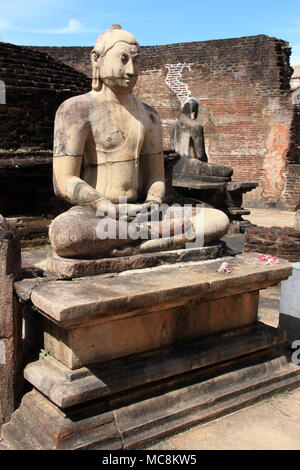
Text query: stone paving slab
145 387 300 450
244 208 295 228
143 280 300 450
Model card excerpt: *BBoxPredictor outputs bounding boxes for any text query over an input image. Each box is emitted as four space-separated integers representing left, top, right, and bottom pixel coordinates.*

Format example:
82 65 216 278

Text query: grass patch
273 389 290 399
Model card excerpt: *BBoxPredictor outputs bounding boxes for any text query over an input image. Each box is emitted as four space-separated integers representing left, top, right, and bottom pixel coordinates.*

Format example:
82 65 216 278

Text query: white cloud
0 18 95 35
59 19 81 33
30 18 84 34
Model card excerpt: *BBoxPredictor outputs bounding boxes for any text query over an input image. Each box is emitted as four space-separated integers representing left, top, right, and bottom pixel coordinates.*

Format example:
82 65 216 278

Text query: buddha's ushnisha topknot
93 25 140 57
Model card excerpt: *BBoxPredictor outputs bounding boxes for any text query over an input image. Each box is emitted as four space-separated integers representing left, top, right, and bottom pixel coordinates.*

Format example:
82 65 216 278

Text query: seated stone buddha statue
49 25 229 259
171 97 234 181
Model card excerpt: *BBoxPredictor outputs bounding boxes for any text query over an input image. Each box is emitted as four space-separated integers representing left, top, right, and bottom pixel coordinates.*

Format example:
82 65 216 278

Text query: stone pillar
0 215 22 425
279 262 300 344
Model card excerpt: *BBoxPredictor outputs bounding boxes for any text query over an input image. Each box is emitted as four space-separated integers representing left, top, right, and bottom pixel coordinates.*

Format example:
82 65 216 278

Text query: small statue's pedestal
2 252 300 449
170 149 259 233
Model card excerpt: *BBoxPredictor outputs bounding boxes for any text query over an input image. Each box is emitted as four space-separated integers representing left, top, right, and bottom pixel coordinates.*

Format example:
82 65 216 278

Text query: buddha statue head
91 24 141 92
180 98 199 121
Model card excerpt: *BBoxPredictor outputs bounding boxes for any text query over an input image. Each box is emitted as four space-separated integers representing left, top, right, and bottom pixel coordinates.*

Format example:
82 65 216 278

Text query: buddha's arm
140 152 166 204
139 110 166 205
53 96 110 211
53 156 104 210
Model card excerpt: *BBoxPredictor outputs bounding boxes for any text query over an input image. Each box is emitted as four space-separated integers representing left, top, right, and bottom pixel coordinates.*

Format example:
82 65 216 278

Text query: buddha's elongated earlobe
91 51 102 91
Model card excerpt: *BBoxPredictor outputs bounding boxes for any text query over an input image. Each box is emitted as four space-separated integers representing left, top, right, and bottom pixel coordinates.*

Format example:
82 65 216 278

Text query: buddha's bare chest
89 107 144 152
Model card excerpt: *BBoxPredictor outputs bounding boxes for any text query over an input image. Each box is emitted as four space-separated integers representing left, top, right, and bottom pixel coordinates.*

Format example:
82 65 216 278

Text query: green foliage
40 348 50 359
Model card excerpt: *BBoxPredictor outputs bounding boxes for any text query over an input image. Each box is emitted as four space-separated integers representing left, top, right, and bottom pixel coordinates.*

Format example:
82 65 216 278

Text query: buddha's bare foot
109 244 141 257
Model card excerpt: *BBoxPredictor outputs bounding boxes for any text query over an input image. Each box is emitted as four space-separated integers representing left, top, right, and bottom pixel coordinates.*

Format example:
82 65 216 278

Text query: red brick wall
282 164 300 209
0 42 90 149
33 46 92 78
134 36 297 207
33 36 300 208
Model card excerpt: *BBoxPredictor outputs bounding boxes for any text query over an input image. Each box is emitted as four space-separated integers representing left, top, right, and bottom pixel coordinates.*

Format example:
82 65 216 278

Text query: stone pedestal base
1 252 298 449
2 327 300 449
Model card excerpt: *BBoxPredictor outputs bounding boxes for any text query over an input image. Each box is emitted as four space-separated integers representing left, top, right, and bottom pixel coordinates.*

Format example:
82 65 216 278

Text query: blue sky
1 0 300 65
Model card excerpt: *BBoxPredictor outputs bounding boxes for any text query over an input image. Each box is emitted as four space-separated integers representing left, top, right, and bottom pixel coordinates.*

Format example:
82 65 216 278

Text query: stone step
117 351 300 449
2 390 122 450
0 427 23 450
3 347 300 450
5 406 46 450
1 411 44 450
23 322 286 408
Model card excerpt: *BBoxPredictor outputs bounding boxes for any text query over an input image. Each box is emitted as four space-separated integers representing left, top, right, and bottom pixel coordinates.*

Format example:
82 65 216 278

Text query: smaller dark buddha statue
171 98 233 183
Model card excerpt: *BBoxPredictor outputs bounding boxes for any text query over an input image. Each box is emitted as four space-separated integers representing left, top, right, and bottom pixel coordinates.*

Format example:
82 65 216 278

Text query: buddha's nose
125 60 135 76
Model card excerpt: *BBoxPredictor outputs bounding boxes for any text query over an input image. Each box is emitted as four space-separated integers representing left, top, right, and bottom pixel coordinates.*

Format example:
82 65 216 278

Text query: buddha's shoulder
134 97 161 126
55 92 92 120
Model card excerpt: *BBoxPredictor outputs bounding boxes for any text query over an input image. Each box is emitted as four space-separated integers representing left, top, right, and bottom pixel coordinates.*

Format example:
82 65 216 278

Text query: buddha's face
99 42 140 93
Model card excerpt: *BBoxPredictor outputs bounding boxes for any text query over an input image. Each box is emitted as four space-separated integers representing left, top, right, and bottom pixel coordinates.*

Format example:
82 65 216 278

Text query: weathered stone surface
23 322 286 408
115 351 300 449
2 250 296 449
46 242 226 279
0 215 22 425
1 389 122 450
2 345 300 450
12 249 56 303
28 252 292 369
41 290 259 368
244 226 300 262
31 252 292 328
0 215 21 279
21 248 49 272
171 97 233 183
171 113 258 231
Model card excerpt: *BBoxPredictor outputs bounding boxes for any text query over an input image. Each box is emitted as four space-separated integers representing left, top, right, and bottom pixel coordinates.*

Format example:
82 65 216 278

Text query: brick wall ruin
33 46 92 78
0 42 91 215
1 35 299 209
0 42 91 150
36 35 299 208
134 36 297 208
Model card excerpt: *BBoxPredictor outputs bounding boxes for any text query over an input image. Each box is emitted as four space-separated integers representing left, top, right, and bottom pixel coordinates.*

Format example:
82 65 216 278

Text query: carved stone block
0 215 22 425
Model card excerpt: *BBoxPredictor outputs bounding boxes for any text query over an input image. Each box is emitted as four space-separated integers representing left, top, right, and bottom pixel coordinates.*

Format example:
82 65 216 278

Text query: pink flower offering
217 262 232 273
257 254 280 265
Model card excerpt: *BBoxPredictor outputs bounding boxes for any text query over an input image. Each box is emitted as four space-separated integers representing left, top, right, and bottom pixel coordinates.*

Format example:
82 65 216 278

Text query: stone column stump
0 215 22 425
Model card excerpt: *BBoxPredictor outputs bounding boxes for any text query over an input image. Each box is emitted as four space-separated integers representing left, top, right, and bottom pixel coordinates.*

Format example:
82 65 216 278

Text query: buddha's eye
121 54 129 64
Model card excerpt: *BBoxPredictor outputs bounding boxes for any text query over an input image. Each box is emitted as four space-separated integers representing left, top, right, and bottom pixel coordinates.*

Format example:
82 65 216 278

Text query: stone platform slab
28 252 292 369
31 252 291 327
46 242 226 279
